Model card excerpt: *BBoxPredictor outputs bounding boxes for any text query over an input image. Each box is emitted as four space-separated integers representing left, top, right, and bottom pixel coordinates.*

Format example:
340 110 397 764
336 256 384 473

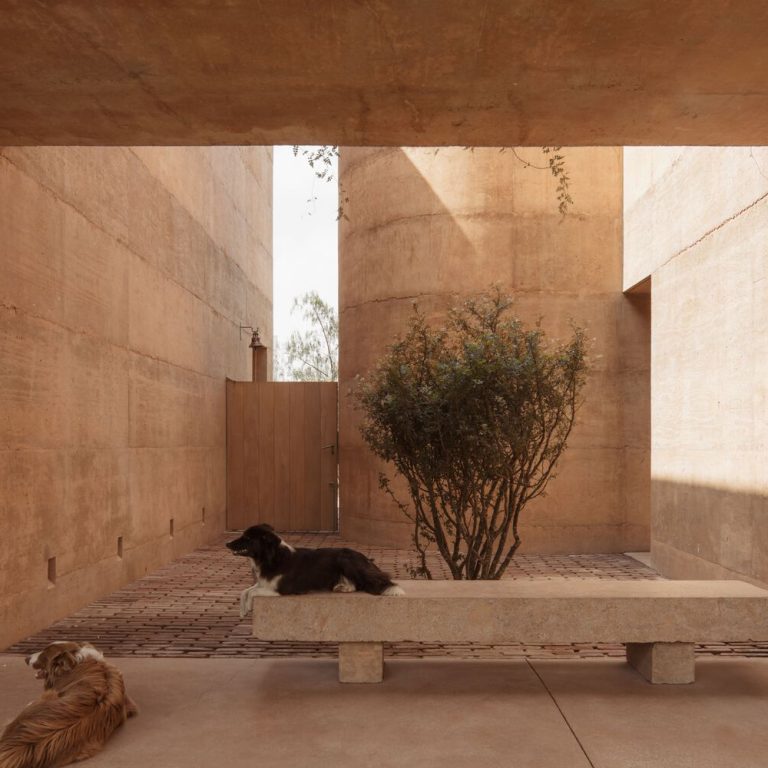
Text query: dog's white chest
239 571 282 617
256 573 282 591
247 556 281 591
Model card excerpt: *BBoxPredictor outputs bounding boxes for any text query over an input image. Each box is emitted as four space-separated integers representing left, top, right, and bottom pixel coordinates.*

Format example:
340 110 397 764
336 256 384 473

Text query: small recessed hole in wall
117 537 123 558
47 557 57 586
202 507 206 525
170 518 174 538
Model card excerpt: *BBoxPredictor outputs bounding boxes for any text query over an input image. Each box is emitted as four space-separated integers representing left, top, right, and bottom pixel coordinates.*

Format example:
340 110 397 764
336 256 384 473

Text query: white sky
272 146 338 351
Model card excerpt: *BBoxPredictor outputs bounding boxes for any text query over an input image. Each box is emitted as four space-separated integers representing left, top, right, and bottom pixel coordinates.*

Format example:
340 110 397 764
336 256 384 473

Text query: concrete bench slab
250 579 768 684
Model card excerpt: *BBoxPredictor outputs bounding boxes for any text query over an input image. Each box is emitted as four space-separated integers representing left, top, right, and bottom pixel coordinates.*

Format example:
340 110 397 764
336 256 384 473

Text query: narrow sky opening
272 146 339 376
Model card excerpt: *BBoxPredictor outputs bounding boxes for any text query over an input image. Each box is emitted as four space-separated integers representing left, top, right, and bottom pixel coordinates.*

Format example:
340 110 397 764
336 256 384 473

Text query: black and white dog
226 524 404 617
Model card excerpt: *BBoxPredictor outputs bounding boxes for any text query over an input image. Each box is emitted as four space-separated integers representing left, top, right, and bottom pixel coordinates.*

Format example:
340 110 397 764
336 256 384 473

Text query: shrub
357 289 588 579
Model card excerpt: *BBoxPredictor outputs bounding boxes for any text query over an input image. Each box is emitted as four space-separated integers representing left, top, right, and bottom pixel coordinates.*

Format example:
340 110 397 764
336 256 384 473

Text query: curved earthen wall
339 147 650 552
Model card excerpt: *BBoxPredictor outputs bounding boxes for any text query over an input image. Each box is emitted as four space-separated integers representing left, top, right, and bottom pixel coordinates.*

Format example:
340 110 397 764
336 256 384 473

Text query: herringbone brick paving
6 532 768 659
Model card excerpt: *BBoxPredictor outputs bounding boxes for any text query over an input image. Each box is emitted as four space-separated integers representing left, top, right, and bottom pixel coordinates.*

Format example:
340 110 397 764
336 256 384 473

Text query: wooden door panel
272 384 291 527
301 382 321 531
319 381 338 531
243 382 261 524
226 381 338 531
257 383 275 524
225 381 245 524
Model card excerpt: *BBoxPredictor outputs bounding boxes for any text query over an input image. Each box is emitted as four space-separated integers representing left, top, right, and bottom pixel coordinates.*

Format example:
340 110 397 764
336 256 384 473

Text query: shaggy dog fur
0 641 137 768
227 523 404 617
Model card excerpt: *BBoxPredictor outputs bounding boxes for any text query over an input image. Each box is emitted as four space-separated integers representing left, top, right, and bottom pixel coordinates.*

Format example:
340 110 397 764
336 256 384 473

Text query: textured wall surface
0 147 272 649
624 147 768 585
339 147 650 553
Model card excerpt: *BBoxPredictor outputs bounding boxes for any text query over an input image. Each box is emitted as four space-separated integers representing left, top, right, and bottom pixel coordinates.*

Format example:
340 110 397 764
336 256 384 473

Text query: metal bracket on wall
239 324 265 349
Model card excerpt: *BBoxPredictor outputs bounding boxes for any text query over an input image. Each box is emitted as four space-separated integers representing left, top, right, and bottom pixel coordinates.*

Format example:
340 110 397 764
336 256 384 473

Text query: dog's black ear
260 523 275 532
258 529 281 569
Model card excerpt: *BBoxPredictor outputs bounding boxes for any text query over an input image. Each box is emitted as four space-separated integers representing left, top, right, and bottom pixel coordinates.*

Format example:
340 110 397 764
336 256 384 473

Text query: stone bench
250 579 768 684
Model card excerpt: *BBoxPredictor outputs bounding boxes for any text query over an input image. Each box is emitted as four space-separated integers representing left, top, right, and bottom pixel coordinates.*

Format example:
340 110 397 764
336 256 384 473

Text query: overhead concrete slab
1 1 768 146
532 658 768 768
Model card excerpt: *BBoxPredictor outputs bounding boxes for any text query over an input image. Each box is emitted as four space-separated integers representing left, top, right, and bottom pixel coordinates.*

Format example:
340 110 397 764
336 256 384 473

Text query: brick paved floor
6 532 768 659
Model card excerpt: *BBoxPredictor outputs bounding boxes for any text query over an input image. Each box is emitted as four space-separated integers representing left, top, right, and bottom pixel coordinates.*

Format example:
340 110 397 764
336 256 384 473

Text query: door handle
323 444 336 455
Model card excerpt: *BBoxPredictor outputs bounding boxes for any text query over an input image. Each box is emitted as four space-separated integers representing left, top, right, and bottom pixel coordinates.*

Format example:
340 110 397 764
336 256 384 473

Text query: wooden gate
226 381 338 531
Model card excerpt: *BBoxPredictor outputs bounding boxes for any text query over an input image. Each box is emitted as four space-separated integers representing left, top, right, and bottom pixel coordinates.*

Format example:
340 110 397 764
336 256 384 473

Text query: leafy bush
357 289 588 579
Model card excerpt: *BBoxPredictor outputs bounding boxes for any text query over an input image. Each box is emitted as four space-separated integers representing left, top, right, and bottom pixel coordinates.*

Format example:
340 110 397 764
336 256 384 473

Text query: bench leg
338 642 383 683
626 642 695 684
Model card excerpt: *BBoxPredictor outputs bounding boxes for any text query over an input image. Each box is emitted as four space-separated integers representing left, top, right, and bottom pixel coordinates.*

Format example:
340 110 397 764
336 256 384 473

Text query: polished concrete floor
2 656 767 768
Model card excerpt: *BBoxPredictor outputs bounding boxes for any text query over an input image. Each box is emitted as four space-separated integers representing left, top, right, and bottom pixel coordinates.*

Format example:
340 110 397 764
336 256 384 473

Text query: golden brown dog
0 641 137 768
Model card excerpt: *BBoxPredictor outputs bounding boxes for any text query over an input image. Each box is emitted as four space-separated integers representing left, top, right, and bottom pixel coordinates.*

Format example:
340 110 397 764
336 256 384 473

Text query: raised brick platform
6 532 768 660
